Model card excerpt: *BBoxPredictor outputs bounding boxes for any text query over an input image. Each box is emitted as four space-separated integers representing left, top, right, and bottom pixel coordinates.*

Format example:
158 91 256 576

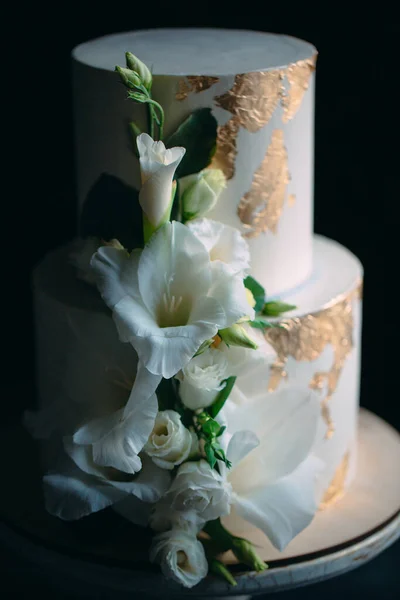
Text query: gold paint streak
176 76 219 101
215 70 285 132
238 129 289 237
281 55 317 123
265 281 362 436
319 452 350 509
288 193 296 207
209 117 240 180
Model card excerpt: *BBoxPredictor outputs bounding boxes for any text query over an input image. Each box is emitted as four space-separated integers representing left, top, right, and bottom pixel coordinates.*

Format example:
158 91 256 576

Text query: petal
43 470 124 521
116 455 172 503
233 456 324 551
90 246 135 308
138 221 211 318
228 387 322 483
209 262 255 328
226 431 260 468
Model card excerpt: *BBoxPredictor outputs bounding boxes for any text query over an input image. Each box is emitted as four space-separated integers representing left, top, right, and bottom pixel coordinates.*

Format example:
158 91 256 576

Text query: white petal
229 387 321 483
138 221 211 317
43 471 124 521
209 262 255 327
226 431 260 468
233 456 324 551
90 246 134 308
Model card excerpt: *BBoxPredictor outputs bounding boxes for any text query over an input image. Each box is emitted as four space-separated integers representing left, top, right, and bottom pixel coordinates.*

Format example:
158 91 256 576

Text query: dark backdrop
2 5 395 599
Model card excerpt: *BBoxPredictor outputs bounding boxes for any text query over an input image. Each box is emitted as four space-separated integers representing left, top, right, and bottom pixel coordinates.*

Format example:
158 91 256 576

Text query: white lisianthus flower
43 438 170 521
150 529 208 589
180 168 226 220
91 221 253 379
144 410 198 470
162 459 232 522
220 385 325 551
178 349 229 410
137 133 185 229
187 218 251 276
149 503 205 534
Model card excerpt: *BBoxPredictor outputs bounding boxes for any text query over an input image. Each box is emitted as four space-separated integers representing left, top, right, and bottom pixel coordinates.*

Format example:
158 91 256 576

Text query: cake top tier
72 29 316 75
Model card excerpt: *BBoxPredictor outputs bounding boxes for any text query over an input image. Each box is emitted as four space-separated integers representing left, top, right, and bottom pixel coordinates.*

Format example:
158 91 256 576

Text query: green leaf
249 318 276 330
212 443 232 469
166 108 218 178
208 376 237 419
262 301 297 316
202 418 221 437
217 425 226 437
209 559 237 587
204 441 217 469
244 276 266 312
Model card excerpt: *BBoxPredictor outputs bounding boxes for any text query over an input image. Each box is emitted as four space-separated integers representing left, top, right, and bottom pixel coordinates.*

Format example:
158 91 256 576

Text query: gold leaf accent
176 76 219 101
209 117 240 180
319 451 350 509
265 281 362 437
288 193 296 207
238 129 289 237
281 55 317 123
215 70 285 132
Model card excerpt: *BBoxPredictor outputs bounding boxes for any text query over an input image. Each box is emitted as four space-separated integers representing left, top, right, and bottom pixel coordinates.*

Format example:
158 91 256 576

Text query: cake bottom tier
32 234 363 506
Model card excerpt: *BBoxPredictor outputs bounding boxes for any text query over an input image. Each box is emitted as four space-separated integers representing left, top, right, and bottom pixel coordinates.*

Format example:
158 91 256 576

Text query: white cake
32 29 363 551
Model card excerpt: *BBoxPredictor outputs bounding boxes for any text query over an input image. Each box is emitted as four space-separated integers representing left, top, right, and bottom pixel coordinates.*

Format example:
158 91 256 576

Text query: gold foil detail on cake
281 55 317 123
176 76 219 101
265 281 362 437
238 129 289 236
215 70 285 132
288 193 296 207
319 452 350 509
210 117 240 180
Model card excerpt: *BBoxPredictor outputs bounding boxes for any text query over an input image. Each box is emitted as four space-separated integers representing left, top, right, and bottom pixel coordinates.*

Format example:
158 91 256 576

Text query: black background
2 4 396 599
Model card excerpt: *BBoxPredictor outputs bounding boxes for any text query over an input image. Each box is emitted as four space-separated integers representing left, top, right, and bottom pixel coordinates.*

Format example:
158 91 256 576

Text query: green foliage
208 376 237 418
166 108 218 178
249 318 276 330
244 276 266 312
196 411 231 470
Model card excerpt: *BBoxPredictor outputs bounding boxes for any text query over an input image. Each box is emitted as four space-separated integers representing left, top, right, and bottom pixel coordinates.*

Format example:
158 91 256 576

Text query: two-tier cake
28 29 363 588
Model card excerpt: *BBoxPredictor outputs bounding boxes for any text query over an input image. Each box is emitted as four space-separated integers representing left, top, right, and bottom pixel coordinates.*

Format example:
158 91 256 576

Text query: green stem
147 103 154 138
203 519 233 552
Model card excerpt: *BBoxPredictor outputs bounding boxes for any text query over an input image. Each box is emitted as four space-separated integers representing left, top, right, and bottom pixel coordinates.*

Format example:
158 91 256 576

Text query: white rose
178 349 229 410
144 410 198 470
163 460 232 522
149 529 208 588
180 168 226 220
137 133 185 229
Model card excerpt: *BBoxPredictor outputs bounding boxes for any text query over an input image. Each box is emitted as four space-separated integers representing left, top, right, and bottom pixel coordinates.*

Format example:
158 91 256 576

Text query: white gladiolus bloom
144 410 198 470
178 349 229 410
221 385 324 551
187 218 251 276
91 221 253 379
150 529 208 588
162 460 232 523
137 133 185 228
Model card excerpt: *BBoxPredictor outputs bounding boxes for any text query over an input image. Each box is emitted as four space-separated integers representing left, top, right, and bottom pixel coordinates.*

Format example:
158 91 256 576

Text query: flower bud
125 52 152 90
180 168 226 221
115 65 142 89
219 324 258 350
231 538 268 572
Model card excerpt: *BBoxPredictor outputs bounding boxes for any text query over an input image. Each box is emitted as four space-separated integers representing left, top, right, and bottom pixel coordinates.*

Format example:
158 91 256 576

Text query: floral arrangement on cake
27 53 324 589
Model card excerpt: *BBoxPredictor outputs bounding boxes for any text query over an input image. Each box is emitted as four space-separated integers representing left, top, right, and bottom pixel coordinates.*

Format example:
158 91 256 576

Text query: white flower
43 438 170 521
162 460 232 522
91 221 253 379
149 503 205 534
150 529 208 588
178 349 229 410
137 133 185 228
144 410 198 470
71 363 162 474
187 218 251 276
220 385 324 551
180 168 226 220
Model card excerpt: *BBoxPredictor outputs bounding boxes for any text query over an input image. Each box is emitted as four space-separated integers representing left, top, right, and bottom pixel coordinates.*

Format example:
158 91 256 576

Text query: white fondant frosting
72 29 316 296
33 236 363 499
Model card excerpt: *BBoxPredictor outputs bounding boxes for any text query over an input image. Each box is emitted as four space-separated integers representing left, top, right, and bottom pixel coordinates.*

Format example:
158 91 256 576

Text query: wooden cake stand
1 408 399 598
